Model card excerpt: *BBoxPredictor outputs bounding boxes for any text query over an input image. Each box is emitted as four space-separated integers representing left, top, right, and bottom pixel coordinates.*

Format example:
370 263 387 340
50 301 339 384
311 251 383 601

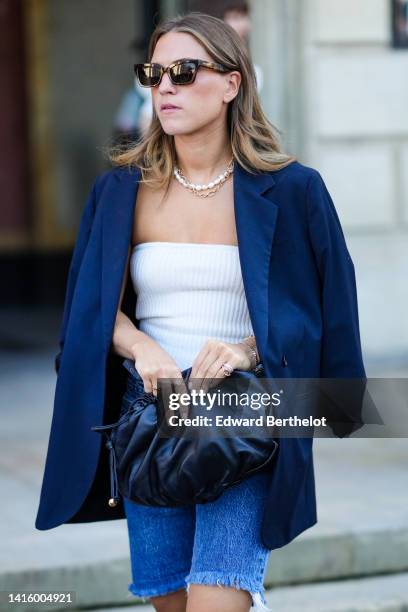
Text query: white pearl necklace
173 158 234 198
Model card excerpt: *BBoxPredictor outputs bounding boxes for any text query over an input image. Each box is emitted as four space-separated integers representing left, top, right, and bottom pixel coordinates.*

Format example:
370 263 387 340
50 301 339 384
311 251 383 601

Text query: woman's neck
173 124 233 185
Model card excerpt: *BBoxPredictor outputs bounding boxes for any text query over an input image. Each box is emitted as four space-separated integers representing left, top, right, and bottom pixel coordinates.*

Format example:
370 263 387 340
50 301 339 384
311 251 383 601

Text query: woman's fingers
189 340 238 393
138 365 185 397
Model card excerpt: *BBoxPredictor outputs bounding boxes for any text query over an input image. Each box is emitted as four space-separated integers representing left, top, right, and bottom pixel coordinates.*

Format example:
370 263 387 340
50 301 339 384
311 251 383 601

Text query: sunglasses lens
170 61 197 84
136 64 161 87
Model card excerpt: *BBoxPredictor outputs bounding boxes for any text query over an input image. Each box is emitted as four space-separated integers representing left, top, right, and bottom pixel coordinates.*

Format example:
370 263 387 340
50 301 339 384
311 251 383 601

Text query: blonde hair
105 11 296 190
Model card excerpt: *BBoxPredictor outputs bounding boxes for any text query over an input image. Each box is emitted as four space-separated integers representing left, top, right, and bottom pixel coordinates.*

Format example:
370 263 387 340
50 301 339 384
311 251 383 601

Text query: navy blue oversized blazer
35 159 366 550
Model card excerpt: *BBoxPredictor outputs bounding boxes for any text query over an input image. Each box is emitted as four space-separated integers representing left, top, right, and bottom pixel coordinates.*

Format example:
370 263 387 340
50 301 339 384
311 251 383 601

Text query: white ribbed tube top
130 241 254 371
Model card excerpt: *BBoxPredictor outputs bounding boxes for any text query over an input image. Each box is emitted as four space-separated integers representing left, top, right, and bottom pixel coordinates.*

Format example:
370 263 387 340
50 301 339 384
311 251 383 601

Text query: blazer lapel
233 163 279 362
100 162 279 363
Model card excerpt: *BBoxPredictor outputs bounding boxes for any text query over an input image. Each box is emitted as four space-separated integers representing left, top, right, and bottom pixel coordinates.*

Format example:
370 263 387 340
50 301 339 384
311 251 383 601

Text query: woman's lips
161 105 180 113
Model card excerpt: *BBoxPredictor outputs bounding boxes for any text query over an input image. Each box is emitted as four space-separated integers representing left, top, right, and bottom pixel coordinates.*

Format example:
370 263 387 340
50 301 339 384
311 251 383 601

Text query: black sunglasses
134 58 231 87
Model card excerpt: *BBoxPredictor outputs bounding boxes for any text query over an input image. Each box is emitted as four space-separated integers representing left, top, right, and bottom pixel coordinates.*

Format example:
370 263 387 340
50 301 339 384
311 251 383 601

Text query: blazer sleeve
305 170 366 379
54 177 99 374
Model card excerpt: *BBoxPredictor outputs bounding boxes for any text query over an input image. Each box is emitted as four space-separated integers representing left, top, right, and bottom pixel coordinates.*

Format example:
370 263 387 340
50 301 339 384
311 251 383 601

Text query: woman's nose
158 71 177 93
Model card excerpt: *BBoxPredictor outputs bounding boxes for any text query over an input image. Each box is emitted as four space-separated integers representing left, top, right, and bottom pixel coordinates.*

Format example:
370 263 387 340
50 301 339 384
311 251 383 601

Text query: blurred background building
0 0 407 367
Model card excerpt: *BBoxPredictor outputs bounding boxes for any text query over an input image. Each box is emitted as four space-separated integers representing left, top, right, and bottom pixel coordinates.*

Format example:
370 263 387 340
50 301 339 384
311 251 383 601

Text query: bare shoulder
136 178 166 204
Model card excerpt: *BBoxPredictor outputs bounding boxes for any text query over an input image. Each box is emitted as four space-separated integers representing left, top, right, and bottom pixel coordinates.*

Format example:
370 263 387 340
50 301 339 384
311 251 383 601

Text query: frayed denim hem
126 574 187 601
185 571 272 611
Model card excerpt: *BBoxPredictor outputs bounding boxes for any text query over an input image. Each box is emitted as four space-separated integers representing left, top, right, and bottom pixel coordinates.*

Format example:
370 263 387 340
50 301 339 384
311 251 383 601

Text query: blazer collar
101 161 279 363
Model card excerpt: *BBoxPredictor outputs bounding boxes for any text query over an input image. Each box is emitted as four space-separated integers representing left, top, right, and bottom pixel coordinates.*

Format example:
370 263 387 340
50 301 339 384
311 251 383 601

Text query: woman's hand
189 338 254 393
131 337 188 399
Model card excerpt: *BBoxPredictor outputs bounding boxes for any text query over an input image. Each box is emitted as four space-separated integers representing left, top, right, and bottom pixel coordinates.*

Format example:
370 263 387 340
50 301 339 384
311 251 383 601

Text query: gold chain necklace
173 158 234 198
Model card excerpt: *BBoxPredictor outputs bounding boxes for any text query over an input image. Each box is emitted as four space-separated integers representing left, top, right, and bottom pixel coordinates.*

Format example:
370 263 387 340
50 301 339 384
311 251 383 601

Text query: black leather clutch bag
91 358 278 508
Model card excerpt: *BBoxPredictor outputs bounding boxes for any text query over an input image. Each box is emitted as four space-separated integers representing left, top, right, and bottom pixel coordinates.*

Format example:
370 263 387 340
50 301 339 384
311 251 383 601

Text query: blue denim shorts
121 363 273 611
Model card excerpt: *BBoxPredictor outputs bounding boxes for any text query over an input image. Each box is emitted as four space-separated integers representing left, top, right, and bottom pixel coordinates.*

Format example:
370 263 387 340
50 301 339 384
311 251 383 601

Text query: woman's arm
110 245 153 360
110 245 187 396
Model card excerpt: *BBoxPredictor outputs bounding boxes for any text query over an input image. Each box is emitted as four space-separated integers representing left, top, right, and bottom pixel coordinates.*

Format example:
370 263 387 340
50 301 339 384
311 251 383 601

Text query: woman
35 11 366 612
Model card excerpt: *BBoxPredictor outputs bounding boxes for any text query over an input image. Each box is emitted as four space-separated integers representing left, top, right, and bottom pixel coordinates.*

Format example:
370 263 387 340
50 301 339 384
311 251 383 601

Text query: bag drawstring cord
105 435 121 507
90 391 159 508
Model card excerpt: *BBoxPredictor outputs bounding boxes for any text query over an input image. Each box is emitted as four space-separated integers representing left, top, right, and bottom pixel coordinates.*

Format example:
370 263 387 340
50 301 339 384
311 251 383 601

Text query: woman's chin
161 124 195 136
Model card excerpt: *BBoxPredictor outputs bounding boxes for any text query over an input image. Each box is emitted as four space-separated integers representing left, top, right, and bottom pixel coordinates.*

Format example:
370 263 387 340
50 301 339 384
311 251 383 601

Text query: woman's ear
224 71 241 103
